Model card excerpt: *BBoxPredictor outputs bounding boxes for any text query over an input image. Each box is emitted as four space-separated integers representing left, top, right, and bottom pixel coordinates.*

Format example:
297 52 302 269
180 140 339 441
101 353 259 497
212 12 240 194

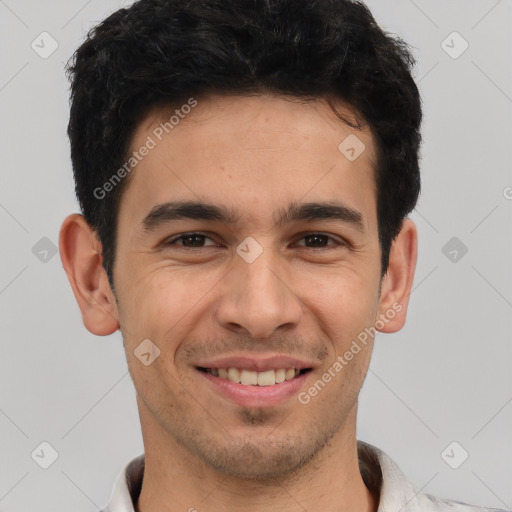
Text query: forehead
118 94 378 233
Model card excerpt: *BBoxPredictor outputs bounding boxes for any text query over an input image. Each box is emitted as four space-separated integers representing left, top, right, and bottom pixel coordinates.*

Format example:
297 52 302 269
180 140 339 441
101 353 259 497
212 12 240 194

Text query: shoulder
417 492 508 512
357 440 507 512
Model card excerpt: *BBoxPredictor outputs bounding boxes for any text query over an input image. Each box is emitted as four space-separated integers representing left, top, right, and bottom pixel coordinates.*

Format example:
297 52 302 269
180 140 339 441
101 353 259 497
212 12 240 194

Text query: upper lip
195 355 315 372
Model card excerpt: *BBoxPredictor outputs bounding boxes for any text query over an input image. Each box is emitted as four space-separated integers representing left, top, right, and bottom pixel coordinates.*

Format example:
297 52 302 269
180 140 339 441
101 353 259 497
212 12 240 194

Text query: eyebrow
141 200 365 233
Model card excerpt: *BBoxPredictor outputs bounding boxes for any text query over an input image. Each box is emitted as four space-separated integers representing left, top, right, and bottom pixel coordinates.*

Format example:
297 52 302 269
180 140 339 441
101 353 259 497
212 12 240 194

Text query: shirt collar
105 452 144 512
101 440 491 512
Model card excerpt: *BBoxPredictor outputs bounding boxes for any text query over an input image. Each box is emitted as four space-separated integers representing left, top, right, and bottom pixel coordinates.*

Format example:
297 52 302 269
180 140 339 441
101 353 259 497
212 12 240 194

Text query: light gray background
0 0 511 510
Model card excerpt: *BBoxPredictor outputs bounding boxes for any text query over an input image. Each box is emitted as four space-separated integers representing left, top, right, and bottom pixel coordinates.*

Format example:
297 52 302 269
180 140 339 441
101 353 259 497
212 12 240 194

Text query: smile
198 367 312 386
196 366 313 407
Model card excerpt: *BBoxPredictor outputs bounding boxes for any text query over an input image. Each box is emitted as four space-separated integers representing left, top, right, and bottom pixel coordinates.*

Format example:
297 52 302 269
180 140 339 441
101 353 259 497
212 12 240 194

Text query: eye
163 232 346 250
165 232 218 248
294 233 345 249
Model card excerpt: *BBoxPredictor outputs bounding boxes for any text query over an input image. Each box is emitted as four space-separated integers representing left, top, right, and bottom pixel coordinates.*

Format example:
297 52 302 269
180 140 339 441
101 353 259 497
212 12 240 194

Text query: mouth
195 365 314 407
196 366 313 387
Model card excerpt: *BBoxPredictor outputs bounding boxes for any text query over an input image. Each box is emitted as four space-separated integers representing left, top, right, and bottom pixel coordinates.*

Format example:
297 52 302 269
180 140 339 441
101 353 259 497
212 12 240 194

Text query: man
58 0 505 511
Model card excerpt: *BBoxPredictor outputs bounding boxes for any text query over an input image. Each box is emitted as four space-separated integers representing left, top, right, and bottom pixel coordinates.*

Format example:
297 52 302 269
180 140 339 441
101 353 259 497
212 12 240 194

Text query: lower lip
198 369 311 407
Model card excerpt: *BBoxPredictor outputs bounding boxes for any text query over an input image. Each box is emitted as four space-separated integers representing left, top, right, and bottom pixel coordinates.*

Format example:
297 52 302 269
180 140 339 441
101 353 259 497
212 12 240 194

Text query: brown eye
295 234 344 248
166 233 218 248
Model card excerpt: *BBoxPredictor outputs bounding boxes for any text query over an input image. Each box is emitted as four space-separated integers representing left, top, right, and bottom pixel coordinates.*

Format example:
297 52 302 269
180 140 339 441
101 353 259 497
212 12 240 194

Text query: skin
59 93 417 512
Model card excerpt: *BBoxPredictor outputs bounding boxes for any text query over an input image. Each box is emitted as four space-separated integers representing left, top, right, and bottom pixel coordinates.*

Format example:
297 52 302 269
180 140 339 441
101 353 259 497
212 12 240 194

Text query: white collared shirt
101 441 506 512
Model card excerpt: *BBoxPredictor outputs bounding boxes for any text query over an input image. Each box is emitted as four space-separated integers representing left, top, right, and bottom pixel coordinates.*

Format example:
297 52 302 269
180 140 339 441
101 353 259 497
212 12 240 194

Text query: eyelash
164 232 346 250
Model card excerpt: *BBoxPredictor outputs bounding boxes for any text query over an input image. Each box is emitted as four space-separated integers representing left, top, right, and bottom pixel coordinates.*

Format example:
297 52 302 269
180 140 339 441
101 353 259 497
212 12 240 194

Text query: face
112 94 387 478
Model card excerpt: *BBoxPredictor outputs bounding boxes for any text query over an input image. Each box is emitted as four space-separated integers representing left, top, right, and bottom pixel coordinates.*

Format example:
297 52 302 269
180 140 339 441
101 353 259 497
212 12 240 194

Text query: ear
59 213 120 336
375 218 418 333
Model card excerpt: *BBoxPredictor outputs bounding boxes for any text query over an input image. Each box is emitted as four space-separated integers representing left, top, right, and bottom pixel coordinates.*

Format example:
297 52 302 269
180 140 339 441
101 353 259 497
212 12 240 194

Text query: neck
135 403 377 512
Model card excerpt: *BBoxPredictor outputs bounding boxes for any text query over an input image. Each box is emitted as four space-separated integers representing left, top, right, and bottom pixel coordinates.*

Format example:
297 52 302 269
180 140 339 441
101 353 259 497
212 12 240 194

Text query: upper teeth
207 368 300 386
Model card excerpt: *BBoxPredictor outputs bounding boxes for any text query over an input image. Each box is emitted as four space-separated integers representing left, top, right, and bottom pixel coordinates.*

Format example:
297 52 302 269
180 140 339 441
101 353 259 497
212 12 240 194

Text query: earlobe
59 213 120 336
375 218 418 334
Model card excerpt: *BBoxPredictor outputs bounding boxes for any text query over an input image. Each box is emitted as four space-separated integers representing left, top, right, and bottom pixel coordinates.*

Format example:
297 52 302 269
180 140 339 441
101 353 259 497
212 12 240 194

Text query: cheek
298 268 379 344
300 262 378 307
122 266 221 338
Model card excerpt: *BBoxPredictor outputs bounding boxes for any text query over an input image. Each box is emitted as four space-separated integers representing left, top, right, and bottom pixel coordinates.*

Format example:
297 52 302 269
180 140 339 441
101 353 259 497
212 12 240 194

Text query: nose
214 246 303 339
